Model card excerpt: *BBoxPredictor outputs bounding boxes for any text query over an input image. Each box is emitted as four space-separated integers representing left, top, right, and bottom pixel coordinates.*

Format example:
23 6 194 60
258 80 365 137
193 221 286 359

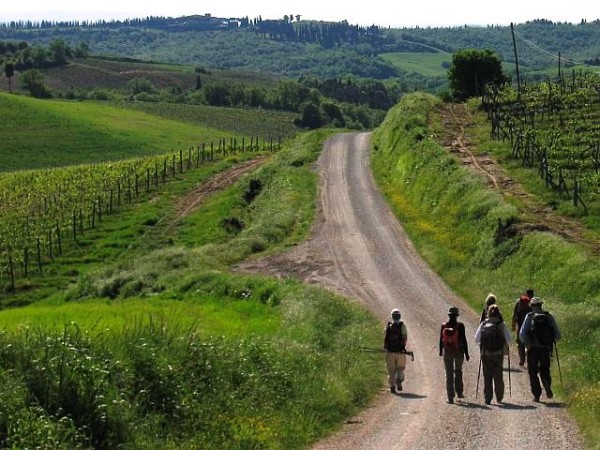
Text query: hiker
474 303 511 405
512 288 534 366
519 297 561 402
439 306 470 404
384 308 408 393
480 293 498 323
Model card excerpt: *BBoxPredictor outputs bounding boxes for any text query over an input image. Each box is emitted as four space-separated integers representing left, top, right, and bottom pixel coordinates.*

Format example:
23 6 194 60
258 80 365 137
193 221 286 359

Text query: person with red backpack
384 308 408 394
519 297 561 402
439 307 470 404
475 303 511 405
512 288 534 366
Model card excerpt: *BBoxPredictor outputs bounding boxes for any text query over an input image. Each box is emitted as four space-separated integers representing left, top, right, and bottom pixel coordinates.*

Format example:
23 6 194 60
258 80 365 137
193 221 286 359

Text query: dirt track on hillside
236 132 585 449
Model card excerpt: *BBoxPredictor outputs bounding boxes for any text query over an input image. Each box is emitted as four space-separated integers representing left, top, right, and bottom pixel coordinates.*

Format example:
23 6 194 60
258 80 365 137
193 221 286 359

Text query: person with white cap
384 308 408 393
519 296 561 402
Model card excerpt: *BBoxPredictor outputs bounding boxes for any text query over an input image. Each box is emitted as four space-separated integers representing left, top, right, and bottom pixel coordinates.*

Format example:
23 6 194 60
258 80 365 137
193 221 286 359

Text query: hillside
1 16 600 83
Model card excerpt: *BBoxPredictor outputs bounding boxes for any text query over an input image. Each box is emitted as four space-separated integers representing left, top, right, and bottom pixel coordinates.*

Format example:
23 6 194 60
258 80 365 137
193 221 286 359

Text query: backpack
529 312 554 346
480 320 505 352
441 323 460 352
385 321 405 352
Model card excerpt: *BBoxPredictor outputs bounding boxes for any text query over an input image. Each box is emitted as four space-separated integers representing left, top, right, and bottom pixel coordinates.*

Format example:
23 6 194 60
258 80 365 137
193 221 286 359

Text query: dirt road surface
238 132 585 450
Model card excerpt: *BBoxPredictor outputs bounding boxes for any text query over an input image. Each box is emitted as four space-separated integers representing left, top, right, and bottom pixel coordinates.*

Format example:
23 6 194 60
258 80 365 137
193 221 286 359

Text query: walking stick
475 356 482 398
554 341 563 384
507 346 512 398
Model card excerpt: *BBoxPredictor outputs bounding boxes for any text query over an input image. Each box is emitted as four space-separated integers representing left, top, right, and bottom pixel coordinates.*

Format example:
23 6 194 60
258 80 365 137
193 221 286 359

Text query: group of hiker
383 288 561 404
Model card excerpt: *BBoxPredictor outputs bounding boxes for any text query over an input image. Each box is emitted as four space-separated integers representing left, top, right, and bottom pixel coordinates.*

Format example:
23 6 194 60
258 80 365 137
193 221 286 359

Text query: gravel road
239 132 586 449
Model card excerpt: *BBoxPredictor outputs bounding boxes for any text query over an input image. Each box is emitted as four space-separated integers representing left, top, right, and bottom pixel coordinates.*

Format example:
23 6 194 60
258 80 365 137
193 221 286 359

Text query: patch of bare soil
435 103 600 254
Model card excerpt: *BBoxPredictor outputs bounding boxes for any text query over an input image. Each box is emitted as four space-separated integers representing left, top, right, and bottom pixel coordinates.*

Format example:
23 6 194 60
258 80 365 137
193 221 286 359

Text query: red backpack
441 323 460 352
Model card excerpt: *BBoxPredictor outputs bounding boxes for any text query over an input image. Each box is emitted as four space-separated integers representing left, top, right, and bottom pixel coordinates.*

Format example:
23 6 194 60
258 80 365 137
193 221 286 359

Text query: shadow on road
396 393 427 400
497 402 536 410
455 401 490 410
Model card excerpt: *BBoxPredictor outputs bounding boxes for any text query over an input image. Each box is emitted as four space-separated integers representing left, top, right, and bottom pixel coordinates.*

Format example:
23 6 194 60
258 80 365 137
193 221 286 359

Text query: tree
4 62 14 92
19 69 51 98
447 49 507 101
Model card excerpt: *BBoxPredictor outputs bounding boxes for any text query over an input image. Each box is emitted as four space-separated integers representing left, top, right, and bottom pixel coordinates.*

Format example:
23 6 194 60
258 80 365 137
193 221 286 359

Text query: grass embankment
0 130 382 449
0 92 274 171
371 92 600 448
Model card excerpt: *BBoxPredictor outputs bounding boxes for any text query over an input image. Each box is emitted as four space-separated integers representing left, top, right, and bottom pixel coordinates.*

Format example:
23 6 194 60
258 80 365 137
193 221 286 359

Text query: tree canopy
447 49 508 100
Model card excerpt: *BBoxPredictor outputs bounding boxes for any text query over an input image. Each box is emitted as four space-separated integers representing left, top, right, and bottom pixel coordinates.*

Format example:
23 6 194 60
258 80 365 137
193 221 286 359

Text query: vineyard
482 70 600 213
0 138 279 294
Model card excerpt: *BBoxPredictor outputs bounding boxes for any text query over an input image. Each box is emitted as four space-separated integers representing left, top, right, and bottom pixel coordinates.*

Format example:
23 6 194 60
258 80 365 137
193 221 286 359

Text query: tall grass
371 92 600 448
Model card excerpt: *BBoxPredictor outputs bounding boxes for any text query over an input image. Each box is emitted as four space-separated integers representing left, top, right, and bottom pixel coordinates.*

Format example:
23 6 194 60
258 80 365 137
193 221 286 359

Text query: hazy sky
0 1 597 28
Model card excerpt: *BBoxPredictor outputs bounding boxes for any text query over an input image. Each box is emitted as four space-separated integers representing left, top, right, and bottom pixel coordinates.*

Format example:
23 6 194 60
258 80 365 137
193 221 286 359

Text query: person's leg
527 347 543 400
538 348 553 398
454 353 465 398
396 353 407 390
492 355 505 402
517 338 526 365
444 355 455 402
385 353 397 392
482 357 493 404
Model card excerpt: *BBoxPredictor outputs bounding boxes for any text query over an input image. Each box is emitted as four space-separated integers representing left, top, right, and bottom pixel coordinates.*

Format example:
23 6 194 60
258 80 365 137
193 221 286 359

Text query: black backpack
385 321 405 352
529 312 555 346
480 320 505 352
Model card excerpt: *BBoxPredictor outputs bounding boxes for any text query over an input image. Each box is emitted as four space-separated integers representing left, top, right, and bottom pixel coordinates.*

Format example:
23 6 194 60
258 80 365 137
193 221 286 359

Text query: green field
380 52 452 77
0 93 292 171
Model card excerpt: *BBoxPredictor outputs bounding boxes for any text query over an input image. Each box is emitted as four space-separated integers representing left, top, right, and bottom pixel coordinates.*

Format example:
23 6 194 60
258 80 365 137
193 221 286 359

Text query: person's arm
439 324 444 356
502 323 512 345
550 313 561 342
383 326 389 351
401 323 408 348
460 323 470 361
519 313 531 344
474 322 483 344
511 301 519 330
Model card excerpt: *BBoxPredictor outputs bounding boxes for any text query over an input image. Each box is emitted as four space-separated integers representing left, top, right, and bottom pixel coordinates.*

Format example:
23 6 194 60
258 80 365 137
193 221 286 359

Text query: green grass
380 52 452 77
371 92 600 448
0 92 245 171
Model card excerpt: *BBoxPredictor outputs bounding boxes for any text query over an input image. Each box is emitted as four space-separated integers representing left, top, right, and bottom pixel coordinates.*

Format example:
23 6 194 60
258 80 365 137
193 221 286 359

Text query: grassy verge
0 129 383 449
371 92 600 448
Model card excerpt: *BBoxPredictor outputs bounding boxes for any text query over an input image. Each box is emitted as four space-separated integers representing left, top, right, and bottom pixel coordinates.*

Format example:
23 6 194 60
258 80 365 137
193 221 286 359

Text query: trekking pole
554 341 563 384
507 347 512 398
475 356 482 398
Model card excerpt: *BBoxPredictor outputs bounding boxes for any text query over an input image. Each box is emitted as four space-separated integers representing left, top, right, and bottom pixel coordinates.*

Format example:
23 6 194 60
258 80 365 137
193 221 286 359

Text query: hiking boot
457 393 464 399
533 396 540 402
397 383 403 392
484 399 491 405
447 397 454 404
518 361 525 366
546 388 554 399
390 386 397 394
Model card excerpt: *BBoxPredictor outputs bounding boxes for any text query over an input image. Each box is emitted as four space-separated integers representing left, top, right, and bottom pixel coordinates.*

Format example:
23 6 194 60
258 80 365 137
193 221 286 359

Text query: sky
0 0 598 28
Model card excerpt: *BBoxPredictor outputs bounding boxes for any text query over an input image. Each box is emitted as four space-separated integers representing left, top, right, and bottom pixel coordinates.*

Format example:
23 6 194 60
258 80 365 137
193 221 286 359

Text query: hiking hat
391 308 401 318
520 293 530 303
487 304 500 317
485 293 497 306
530 297 543 306
448 307 459 316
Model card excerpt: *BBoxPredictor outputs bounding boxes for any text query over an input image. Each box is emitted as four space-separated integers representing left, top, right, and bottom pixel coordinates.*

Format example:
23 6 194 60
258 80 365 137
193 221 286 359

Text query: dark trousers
443 352 464 400
527 346 552 398
482 353 504 403
516 337 526 365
